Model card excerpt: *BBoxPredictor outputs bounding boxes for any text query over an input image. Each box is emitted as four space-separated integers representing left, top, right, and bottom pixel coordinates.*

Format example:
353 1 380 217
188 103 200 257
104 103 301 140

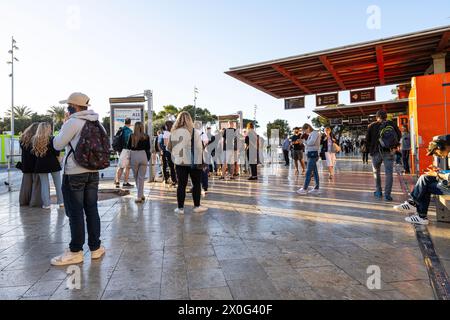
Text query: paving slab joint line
397 169 450 300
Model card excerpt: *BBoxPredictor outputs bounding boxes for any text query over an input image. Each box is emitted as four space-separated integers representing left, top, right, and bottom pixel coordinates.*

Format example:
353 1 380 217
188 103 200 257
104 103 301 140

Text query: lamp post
6 37 19 192
145 90 155 182
194 87 199 120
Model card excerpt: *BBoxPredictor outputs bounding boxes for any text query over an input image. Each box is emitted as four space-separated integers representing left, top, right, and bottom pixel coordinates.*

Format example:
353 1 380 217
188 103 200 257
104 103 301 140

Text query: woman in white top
321 127 338 180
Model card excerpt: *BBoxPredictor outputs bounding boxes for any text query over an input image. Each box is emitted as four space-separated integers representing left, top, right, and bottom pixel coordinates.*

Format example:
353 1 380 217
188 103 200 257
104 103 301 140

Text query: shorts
222 150 236 164
118 149 131 169
292 150 304 161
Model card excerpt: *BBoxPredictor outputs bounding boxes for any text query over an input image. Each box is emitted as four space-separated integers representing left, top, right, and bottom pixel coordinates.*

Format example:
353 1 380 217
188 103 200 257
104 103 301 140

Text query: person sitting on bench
394 136 450 225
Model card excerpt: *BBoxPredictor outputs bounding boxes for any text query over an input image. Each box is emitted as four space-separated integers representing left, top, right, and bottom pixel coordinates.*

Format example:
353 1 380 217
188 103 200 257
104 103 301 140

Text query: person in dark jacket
19 123 42 207
127 122 151 203
32 122 63 209
366 110 401 201
360 138 369 164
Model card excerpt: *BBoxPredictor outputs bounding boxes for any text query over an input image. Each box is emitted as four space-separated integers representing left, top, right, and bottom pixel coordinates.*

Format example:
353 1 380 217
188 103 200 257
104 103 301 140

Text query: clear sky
1 0 449 133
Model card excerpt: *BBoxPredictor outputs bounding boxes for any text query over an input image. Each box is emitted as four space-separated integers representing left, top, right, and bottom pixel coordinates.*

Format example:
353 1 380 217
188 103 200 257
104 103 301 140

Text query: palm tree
5 106 33 119
47 106 66 124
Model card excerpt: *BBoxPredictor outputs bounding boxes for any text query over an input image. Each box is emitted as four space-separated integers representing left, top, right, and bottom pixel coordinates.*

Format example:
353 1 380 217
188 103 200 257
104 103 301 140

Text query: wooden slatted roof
313 99 409 119
226 26 450 99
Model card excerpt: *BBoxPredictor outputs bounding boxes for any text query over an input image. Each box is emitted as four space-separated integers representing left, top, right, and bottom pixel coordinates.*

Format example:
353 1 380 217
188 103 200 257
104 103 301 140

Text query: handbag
332 143 342 153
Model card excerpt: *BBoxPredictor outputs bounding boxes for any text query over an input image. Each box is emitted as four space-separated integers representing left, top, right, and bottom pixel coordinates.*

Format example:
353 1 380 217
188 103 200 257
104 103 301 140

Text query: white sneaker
309 188 322 195
297 188 308 195
51 250 84 266
201 190 207 197
42 205 52 210
91 246 106 260
405 215 429 226
394 201 417 215
174 208 185 215
193 206 208 213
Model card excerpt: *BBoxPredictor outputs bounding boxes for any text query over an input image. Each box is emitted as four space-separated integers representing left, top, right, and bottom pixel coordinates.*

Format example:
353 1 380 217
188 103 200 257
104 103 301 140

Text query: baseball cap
59 92 91 107
426 141 441 156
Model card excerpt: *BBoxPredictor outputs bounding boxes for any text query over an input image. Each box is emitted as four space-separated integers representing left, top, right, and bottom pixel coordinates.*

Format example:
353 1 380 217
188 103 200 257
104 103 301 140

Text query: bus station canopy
226 26 450 99
313 99 409 119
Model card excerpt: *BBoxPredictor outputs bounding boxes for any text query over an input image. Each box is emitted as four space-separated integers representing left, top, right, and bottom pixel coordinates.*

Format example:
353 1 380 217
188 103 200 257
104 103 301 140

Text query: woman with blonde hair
32 122 63 209
126 122 151 203
168 111 207 214
19 123 41 207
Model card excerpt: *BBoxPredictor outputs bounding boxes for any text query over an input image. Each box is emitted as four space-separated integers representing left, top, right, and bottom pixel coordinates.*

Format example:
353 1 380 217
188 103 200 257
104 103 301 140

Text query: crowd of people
15 92 449 267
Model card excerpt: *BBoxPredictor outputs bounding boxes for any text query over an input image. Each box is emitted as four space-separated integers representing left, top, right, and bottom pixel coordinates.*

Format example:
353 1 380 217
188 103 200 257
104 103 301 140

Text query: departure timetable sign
350 89 376 103
285 97 305 110
316 93 339 106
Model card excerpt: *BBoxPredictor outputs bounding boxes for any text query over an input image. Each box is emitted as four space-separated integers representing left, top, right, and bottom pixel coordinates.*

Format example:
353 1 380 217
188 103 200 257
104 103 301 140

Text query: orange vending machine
409 72 450 174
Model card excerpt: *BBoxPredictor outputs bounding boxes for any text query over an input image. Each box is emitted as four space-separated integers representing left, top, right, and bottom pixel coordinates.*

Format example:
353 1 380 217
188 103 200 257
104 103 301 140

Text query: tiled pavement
0 159 448 300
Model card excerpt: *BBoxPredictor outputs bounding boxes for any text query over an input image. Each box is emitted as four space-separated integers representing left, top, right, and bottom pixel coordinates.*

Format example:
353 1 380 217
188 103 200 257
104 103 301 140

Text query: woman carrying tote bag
321 127 339 180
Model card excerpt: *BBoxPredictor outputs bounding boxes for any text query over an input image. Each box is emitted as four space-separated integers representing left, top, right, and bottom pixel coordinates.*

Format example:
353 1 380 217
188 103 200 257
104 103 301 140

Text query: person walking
127 122 150 203
169 111 207 215
114 118 134 189
297 124 321 195
291 128 306 175
32 122 64 210
360 138 369 164
282 135 290 167
51 92 107 266
19 123 42 207
245 122 259 181
366 110 401 202
400 126 411 174
321 127 338 180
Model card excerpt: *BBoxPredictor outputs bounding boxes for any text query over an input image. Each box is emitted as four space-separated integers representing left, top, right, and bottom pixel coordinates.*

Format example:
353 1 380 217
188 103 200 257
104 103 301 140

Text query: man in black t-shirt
291 128 306 175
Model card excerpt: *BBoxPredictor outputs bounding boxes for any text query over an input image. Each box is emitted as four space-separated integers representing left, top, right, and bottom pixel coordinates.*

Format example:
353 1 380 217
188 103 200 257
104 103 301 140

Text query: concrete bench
436 195 450 223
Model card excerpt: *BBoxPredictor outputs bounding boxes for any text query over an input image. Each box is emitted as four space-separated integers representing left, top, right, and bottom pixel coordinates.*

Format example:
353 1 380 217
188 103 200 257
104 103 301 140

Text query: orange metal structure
409 72 450 174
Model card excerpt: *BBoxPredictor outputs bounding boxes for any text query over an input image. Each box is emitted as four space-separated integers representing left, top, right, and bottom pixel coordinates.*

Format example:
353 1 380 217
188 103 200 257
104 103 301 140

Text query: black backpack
112 127 124 153
378 121 399 150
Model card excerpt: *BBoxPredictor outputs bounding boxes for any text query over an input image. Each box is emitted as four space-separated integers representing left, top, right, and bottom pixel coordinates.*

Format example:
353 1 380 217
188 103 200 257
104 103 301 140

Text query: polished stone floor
0 159 448 300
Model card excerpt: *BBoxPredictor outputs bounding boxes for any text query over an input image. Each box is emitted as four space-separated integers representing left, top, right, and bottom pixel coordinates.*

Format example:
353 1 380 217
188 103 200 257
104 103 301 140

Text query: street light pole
145 90 155 182
7 37 19 192
194 87 199 120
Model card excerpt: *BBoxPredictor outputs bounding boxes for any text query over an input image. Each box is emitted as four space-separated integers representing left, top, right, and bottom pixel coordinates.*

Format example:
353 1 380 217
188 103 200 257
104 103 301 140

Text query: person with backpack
113 118 133 189
126 122 151 203
32 122 64 210
366 110 401 202
162 121 177 187
51 92 109 266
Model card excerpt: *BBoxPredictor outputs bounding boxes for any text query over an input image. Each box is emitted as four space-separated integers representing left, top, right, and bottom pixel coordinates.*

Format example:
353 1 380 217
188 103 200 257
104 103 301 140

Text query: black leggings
176 166 202 209
362 153 369 163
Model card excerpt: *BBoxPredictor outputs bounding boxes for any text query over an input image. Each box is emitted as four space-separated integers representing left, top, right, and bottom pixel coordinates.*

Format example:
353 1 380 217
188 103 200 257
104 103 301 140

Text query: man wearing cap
51 92 106 266
394 136 450 225
366 110 401 201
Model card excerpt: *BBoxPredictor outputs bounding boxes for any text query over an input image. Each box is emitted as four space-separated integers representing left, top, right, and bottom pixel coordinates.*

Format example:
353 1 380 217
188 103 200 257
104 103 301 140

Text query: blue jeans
372 152 395 197
62 173 101 253
39 172 63 207
411 175 444 218
304 154 320 190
